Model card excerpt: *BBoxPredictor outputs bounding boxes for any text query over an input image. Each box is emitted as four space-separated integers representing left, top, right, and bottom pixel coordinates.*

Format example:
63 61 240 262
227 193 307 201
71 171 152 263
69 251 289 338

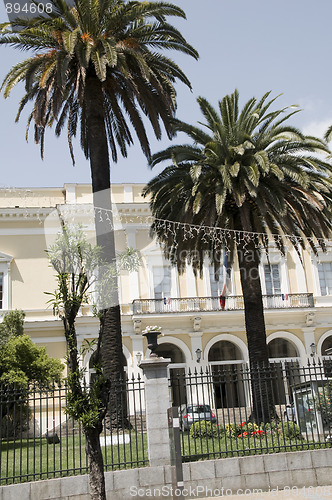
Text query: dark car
179 404 216 431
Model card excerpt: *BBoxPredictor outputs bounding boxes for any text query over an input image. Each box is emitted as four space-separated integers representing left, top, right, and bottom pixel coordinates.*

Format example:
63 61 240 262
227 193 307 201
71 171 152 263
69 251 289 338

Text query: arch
317 330 332 357
204 334 248 364
144 335 191 363
122 345 132 367
267 331 305 359
83 344 131 373
155 342 185 363
321 336 332 356
268 338 298 359
208 340 242 362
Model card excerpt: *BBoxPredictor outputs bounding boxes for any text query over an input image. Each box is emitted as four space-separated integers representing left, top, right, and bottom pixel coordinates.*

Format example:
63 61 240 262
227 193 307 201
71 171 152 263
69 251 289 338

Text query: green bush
190 421 218 439
315 383 332 426
278 421 302 440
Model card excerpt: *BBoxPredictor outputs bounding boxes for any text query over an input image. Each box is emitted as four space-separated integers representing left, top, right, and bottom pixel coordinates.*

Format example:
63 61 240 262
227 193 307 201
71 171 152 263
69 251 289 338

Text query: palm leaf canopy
144 90 332 276
0 0 198 162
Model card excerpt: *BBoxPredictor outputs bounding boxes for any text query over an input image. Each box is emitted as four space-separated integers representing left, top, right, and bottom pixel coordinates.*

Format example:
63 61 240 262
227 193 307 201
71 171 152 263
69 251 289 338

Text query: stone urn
142 331 161 358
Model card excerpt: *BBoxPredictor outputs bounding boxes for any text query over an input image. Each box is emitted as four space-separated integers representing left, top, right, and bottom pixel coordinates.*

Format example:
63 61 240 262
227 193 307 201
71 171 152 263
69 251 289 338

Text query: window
268 338 299 359
321 336 332 377
209 266 224 296
268 338 300 405
264 264 281 295
153 266 171 299
318 262 332 296
0 252 12 310
0 273 3 309
208 341 246 408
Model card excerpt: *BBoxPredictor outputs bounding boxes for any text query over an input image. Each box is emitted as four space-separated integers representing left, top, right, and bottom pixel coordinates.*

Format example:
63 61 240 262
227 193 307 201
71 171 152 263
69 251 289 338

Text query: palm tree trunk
236 238 276 423
85 75 128 428
85 425 106 500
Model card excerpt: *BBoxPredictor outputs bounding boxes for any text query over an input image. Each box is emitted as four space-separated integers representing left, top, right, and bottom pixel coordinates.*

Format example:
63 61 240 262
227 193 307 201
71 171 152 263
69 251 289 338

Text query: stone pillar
140 357 171 466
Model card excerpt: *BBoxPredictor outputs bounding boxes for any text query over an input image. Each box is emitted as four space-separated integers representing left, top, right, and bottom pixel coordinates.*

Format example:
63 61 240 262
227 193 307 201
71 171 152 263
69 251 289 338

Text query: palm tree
0 0 198 414
143 90 332 421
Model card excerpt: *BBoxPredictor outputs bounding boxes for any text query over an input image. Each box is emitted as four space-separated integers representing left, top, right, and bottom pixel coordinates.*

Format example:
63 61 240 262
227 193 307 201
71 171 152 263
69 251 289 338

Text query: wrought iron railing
0 377 147 485
169 360 332 462
133 293 314 315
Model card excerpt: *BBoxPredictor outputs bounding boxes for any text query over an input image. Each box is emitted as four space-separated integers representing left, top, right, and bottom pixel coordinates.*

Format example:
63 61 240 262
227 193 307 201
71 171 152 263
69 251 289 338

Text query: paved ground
201 485 332 500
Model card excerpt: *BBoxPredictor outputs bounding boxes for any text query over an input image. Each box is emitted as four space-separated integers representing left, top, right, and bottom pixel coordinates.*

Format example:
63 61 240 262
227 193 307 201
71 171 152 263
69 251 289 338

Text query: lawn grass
1 432 148 485
2 429 331 485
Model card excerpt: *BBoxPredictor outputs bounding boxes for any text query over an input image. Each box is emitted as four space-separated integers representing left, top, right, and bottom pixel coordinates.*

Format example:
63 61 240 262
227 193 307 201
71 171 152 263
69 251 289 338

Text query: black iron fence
0 376 147 485
133 293 314 314
169 360 332 462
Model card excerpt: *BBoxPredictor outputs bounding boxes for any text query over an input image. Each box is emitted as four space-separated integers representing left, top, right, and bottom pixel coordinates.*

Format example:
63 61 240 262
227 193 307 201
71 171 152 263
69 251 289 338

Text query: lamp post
195 348 202 363
136 352 142 365
310 342 317 357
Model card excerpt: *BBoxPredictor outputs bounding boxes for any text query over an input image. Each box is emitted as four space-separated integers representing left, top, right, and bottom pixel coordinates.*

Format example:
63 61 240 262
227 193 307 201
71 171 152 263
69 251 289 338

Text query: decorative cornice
0 207 53 220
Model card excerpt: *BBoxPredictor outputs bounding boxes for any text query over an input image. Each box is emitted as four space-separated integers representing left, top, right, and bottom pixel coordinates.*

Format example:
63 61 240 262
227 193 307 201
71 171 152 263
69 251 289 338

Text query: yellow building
0 183 331 409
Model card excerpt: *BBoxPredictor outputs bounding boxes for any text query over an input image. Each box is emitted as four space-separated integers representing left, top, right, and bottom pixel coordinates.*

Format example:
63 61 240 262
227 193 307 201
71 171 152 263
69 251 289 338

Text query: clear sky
0 0 332 188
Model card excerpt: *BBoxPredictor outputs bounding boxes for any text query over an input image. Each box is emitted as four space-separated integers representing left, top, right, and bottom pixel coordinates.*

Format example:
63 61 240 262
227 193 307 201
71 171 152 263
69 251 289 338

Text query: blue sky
0 0 331 188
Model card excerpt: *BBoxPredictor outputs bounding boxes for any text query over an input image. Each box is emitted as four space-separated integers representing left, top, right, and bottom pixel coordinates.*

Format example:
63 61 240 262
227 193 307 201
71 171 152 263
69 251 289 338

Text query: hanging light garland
1 188 331 249
91 206 332 251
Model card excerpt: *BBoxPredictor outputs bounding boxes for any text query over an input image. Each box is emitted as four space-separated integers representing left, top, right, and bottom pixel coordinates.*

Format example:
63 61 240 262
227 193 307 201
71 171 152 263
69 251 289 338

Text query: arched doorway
268 338 300 405
155 342 186 407
208 340 246 408
321 336 332 377
88 351 128 384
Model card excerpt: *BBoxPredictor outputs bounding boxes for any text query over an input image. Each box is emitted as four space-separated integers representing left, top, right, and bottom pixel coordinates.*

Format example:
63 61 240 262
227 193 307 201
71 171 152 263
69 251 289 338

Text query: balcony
132 293 314 315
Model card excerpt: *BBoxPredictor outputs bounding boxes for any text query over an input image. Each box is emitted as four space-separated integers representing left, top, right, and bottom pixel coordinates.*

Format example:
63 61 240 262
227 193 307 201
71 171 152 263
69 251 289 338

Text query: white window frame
0 252 13 311
259 252 289 296
145 245 178 299
311 247 332 298
203 258 233 297
317 261 332 297
263 263 281 295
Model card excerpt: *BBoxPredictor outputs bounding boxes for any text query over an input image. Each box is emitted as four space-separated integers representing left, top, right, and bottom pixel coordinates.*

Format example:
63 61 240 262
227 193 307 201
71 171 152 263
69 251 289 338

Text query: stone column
140 357 171 466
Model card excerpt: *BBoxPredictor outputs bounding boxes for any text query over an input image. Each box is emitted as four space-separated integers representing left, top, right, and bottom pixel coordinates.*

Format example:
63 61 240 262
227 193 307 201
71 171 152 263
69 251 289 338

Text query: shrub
278 421 302 440
315 383 332 426
190 421 218 439
224 423 238 438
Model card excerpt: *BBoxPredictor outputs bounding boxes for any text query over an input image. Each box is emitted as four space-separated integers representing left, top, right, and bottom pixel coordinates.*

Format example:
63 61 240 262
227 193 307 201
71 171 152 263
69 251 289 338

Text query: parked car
179 404 216 431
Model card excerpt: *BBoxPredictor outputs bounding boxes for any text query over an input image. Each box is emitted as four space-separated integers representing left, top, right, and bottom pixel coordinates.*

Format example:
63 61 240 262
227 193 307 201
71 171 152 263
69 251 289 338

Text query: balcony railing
132 293 314 315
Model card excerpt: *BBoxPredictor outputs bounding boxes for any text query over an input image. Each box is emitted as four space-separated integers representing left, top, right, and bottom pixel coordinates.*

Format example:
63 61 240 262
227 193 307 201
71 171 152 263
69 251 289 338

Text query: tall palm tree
0 0 198 406
144 90 332 421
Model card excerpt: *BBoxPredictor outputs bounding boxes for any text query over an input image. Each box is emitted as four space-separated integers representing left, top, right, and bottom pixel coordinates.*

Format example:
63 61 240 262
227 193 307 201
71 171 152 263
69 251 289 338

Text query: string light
1 188 331 248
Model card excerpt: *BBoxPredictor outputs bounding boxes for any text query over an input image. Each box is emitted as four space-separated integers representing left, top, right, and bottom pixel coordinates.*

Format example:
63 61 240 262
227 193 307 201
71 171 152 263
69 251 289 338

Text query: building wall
0 183 332 385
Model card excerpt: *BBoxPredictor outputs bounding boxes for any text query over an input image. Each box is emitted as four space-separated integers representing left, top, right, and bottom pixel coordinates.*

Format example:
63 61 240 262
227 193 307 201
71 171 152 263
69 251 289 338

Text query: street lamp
136 352 142 365
195 348 202 363
310 343 316 357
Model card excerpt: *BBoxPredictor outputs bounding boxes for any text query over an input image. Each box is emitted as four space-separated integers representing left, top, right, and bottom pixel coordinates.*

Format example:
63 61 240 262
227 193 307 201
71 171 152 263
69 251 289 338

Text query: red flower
238 432 248 437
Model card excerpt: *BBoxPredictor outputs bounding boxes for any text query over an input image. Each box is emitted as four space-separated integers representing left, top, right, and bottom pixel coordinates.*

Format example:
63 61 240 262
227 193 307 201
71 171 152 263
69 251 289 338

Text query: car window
187 405 211 413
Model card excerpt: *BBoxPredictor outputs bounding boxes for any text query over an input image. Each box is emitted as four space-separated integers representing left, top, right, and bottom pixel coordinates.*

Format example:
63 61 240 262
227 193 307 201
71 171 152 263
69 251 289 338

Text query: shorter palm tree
144 90 332 421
